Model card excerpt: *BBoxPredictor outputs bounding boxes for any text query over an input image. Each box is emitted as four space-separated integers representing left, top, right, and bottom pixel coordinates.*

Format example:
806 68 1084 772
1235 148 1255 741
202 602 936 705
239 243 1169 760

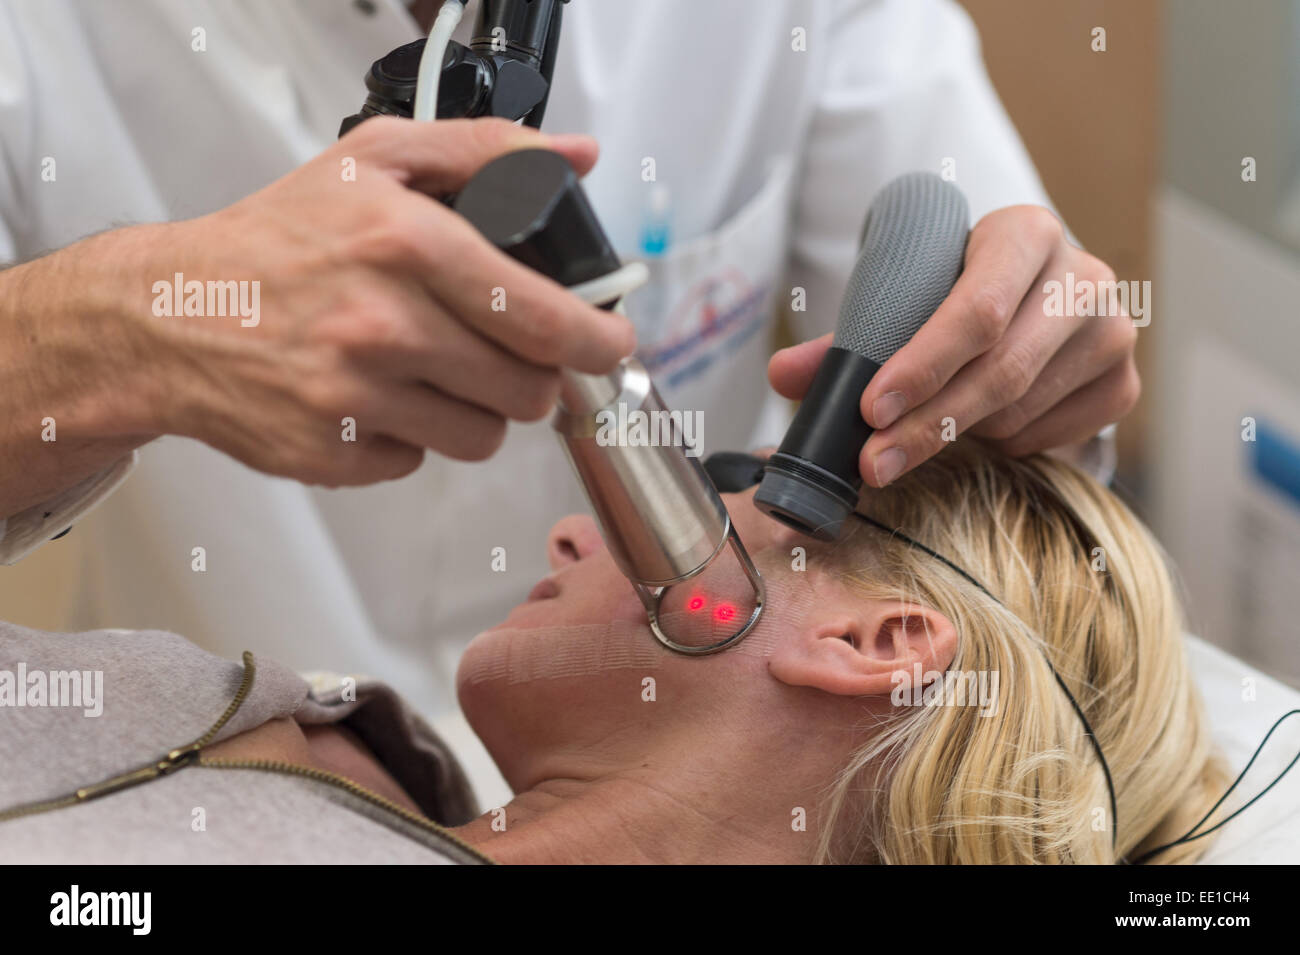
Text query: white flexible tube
412 0 466 122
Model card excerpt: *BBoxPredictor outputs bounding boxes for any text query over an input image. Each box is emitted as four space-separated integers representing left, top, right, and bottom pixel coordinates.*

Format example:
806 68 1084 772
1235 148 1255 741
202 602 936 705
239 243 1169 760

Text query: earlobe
768 600 957 698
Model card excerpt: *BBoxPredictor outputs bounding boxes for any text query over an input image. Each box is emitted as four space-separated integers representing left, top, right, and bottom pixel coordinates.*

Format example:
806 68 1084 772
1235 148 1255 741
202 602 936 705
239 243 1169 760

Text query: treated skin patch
460 618 786 685
461 622 664 685
651 535 765 651
461 566 821 685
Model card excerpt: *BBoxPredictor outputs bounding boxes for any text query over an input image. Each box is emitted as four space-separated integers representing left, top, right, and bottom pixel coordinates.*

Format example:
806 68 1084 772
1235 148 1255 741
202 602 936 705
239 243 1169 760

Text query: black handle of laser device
339 0 568 137
770 347 882 493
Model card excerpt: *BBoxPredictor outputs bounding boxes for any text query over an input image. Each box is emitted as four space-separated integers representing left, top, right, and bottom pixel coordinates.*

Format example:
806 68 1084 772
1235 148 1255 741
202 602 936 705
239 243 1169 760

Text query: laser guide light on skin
452 149 764 656
755 172 971 540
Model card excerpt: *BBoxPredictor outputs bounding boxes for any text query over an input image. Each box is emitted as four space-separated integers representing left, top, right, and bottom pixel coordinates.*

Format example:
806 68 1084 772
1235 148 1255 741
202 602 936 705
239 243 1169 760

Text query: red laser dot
687 595 705 612
715 603 736 622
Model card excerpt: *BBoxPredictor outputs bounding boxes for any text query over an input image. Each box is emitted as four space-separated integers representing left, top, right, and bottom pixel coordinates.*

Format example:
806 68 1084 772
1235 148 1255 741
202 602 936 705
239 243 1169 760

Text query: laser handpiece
341 2 764 653
451 149 765 655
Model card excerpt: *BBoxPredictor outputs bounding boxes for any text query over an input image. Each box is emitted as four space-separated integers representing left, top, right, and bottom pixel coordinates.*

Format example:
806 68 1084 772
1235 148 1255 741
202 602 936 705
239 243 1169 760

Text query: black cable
850 512 1120 855
1126 709 1300 864
704 450 1300 864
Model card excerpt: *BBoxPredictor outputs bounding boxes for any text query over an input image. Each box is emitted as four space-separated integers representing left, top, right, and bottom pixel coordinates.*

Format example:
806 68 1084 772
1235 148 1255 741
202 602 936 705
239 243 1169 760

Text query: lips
527 576 559 602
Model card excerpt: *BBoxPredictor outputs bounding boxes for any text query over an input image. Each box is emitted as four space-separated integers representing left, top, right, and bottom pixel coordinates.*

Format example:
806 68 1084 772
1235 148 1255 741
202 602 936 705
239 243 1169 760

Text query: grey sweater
0 621 491 864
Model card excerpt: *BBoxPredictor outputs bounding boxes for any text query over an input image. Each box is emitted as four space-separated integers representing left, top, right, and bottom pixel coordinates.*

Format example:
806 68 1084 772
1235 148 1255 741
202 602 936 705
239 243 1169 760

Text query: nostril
547 514 602 570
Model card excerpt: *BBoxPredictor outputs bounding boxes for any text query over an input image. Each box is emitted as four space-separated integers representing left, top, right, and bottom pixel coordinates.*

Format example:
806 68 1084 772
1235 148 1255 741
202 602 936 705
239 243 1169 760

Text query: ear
768 598 957 697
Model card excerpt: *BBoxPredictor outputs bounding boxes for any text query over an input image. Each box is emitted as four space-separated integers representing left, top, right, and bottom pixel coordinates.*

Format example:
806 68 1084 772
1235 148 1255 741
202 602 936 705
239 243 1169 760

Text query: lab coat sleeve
0 5 141 562
785 0 1116 484
0 0 31 265
0 453 139 565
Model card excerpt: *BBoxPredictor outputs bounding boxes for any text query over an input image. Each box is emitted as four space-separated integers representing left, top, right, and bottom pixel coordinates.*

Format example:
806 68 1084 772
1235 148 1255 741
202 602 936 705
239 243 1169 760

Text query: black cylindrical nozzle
757 349 881 540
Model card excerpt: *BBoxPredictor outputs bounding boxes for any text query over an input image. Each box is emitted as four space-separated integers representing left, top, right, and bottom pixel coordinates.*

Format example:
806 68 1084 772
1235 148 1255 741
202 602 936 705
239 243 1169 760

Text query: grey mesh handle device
754 172 970 540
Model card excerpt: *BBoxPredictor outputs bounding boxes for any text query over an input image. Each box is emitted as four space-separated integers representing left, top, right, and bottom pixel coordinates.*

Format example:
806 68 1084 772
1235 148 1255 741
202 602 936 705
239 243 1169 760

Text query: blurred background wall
958 0 1160 481
960 0 1300 684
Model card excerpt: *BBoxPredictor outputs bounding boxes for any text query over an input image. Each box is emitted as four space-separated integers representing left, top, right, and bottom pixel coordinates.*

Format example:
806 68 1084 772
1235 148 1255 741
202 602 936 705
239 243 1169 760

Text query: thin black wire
707 451 1300 863
850 513 1300 865
1126 709 1300 865
849 512 1120 856
701 452 1120 848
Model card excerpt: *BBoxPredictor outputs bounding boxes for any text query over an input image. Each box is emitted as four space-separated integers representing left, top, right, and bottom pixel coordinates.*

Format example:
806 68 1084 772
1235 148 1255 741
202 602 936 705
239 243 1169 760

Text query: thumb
768 333 833 400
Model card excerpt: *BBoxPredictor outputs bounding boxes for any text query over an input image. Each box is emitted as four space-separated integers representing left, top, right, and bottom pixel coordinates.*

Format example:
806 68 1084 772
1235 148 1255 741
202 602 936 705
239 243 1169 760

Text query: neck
453 727 823 864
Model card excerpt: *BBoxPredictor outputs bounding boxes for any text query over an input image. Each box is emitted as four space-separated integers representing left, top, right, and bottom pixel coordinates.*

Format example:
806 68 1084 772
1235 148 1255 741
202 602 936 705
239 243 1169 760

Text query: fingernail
872 392 907 430
873 447 907 486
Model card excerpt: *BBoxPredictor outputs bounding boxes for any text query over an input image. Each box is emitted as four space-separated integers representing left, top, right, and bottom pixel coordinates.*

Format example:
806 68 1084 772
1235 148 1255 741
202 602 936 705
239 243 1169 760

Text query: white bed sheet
1187 635 1300 864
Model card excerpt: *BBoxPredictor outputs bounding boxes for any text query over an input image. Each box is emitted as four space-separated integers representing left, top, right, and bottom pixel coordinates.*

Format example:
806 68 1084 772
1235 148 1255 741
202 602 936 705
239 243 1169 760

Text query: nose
546 514 605 570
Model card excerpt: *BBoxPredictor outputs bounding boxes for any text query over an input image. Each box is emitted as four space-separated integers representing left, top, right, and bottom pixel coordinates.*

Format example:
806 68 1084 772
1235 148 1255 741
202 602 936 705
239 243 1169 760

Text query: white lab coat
0 0 1058 716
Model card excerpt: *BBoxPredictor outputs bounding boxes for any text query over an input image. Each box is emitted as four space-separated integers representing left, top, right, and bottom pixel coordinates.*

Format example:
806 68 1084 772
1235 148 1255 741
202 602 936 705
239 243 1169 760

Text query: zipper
196 757 494 865
0 650 495 865
0 649 256 824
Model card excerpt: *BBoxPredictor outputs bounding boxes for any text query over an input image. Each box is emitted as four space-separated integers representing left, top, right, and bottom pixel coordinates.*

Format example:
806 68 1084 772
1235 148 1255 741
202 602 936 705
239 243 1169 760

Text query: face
456 470 958 796
469 484 817 651
455 484 847 787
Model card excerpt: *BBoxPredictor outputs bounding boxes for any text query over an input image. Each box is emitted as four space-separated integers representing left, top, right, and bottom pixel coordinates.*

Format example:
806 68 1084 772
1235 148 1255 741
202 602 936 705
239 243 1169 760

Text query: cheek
656 550 764 652
456 547 820 699
459 619 664 682
457 563 662 690
652 543 818 657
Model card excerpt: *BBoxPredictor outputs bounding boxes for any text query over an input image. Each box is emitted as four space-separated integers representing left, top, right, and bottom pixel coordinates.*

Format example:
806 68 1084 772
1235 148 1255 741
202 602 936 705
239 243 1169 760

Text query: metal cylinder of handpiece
553 362 729 588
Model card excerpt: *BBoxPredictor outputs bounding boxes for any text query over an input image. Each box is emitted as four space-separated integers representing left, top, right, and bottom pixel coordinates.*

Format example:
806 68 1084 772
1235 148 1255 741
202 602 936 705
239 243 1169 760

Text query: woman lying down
0 442 1227 864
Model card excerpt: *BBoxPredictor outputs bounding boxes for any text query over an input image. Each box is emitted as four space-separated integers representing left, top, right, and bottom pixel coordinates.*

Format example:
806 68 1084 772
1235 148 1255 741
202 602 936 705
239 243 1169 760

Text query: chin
453 630 507 752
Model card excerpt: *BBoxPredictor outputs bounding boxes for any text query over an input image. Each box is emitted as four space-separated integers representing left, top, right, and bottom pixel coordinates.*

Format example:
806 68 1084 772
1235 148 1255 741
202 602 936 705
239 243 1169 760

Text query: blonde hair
815 441 1228 864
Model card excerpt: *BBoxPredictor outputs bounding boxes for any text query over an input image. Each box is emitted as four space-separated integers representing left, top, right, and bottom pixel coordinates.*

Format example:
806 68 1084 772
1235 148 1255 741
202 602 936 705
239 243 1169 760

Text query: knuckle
993 343 1038 403
911 416 949 456
458 415 508 461
981 404 1030 441
470 116 523 147
996 432 1035 458
923 416 955 454
515 301 566 365
902 364 943 405
1108 312 1139 354
1084 254 1118 287
357 212 425 267
303 367 374 421
298 368 341 417
331 297 415 354
1116 359 1142 414
365 115 405 137
512 370 563 422
300 442 349 487
1028 205 1065 245
966 287 1013 348
378 442 425 481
